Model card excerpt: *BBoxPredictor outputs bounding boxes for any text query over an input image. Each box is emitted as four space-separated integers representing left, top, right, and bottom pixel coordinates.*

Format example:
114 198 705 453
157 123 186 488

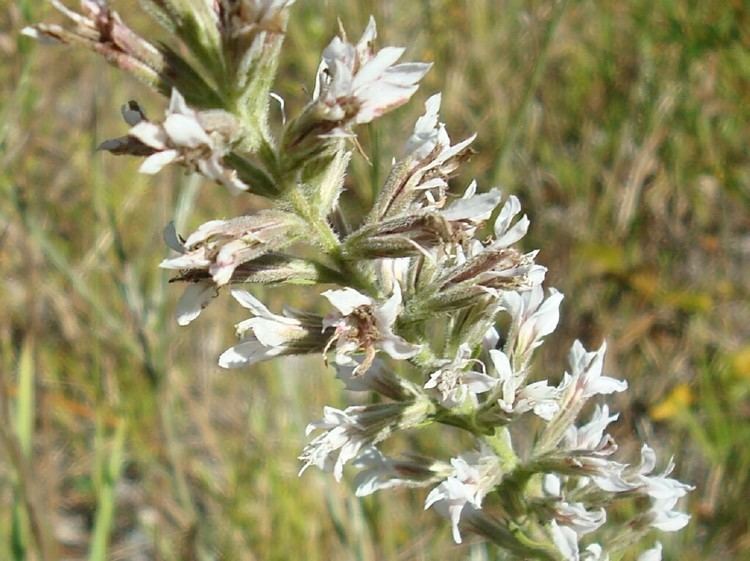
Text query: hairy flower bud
23 1 166 88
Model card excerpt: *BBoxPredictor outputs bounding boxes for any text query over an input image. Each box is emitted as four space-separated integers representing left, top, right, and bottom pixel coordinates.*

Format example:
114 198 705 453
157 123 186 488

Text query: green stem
285 186 341 253
283 183 378 295
88 419 127 561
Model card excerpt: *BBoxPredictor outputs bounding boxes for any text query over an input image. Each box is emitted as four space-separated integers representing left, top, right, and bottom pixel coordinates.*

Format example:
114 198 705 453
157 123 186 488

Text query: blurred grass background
1 0 749 559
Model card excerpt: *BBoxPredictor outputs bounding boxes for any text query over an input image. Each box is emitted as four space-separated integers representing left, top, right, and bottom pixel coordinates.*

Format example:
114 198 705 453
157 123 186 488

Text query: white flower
490 348 560 420
403 94 476 207
501 286 564 368
637 542 662 561
218 289 324 368
106 89 247 193
549 521 610 561
563 404 619 452
628 445 693 532
353 447 438 497
492 194 530 248
299 406 370 481
160 213 300 286
424 448 502 544
300 401 426 481
554 501 606 536
630 445 694 502
565 340 628 399
322 284 421 374
314 17 431 130
424 344 497 408
175 280 217 326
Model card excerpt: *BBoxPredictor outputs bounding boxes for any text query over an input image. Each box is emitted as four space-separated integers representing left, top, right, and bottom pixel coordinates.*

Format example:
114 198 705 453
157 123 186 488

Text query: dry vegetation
1 0 749 559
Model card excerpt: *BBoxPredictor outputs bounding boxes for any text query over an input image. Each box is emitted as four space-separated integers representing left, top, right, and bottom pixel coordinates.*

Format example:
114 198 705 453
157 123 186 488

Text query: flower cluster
28 2 692 559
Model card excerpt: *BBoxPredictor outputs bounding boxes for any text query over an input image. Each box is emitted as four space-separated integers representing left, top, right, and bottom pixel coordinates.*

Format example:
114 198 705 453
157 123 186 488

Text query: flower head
424 344 497 408
100 90 247 193
161 212 302 287
424 447 503 544
218 289 326 368
353 447 440 497
300 400 432 481
313 17 431 131
322 284 421 375
490 348 560 420
500 285 564 369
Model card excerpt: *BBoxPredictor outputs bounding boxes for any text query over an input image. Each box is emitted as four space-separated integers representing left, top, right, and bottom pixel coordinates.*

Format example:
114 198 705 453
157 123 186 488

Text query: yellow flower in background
730 347 750 381
650 384 693 421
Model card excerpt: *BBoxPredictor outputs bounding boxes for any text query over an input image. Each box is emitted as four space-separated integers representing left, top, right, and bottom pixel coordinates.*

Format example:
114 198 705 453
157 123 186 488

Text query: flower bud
23 1 167 90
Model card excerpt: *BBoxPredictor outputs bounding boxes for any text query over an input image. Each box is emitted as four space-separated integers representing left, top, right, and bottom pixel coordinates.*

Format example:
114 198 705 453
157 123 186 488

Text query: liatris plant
25 2 692 559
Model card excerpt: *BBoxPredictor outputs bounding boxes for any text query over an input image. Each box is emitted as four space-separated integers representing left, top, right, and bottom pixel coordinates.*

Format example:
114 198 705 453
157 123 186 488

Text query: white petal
441 188 502 221
352 46 405 90
374 283 402 328
495 195 521 229
543 474 561 497
159 252 211 270
167 88 192 116
650 510 690 532
549 520 579 561
483 326 500 350
462 371 498 394
637 444 657 475
130 121 168 149
637 542 662 561
218 339 280 368
139 150 179 174
379 335 420 360
495 215 529 247
249 318 302 347
354 16 378 62
176 281 216 326
164 113 211 148
230 289 273 317
533 289 564 338
210 261 238 286
489 349 513 381
322 287 372 315
183 219 228 248
585 376 628 397
405 93 442 157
